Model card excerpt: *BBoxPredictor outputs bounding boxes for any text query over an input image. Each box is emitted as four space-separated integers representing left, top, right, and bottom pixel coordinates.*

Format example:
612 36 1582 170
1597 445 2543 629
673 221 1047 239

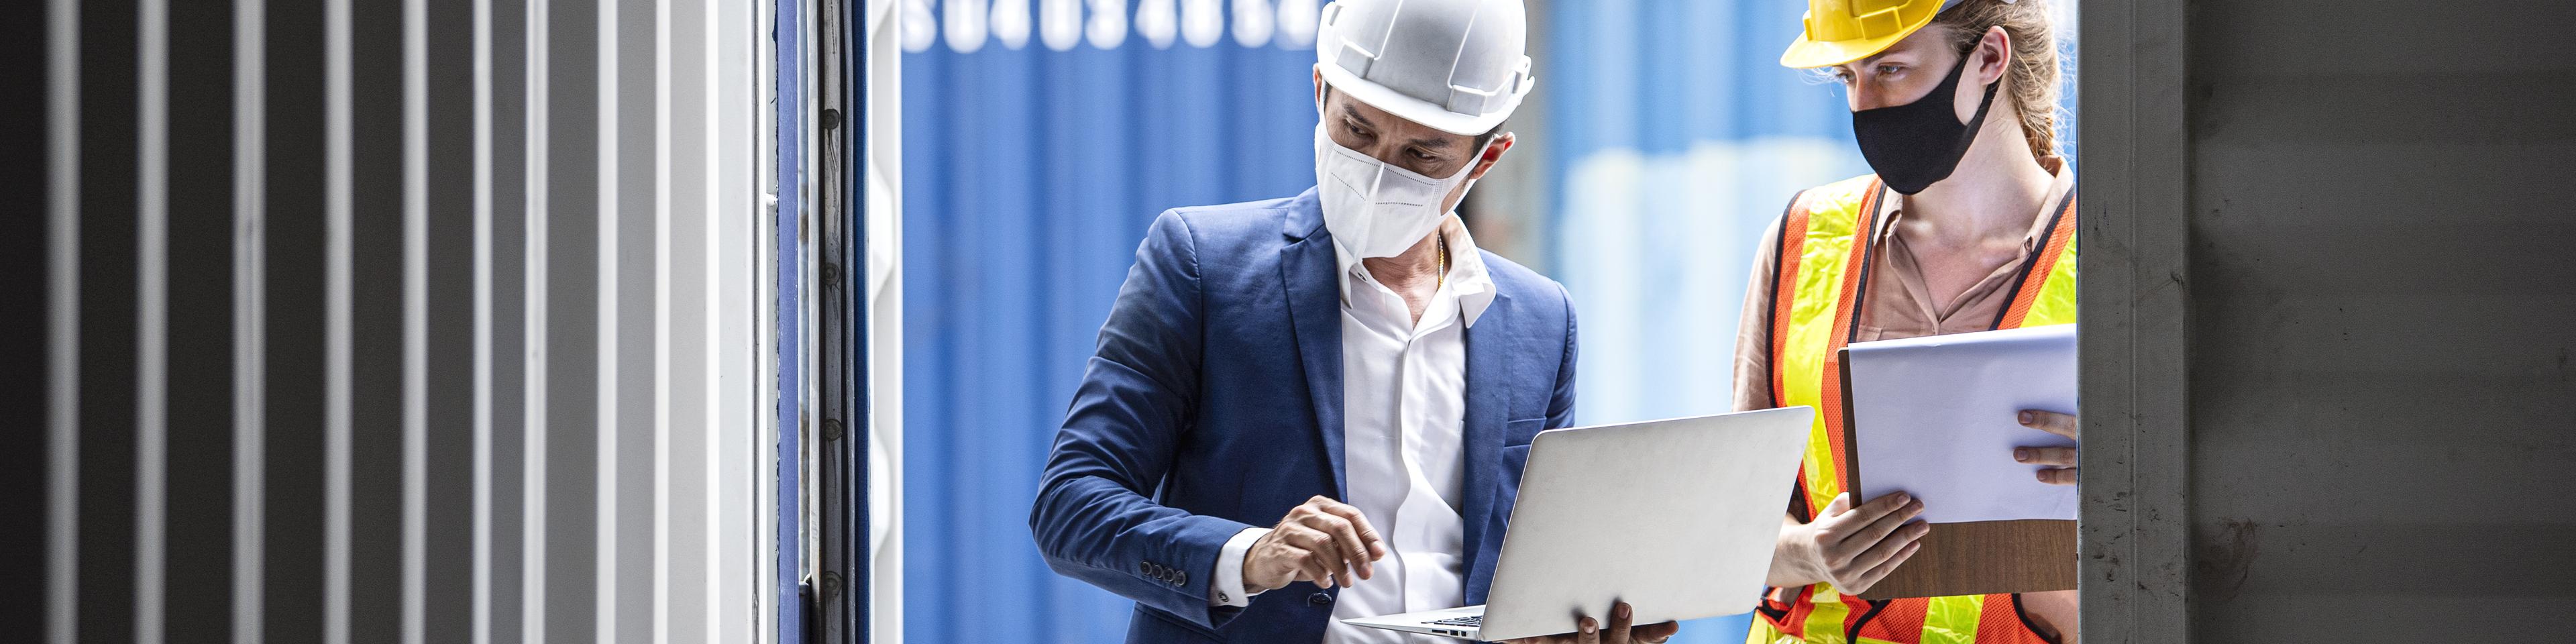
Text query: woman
1735 0 2081 642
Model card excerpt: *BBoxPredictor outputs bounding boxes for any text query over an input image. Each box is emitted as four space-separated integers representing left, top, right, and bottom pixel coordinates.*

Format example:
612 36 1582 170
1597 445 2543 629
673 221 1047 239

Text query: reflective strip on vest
1754 174 2078 644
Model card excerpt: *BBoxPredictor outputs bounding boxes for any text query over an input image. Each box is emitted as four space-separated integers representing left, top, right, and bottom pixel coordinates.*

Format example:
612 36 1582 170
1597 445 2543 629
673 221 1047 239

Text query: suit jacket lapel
1459 286 1514 591
1281 213 1349 500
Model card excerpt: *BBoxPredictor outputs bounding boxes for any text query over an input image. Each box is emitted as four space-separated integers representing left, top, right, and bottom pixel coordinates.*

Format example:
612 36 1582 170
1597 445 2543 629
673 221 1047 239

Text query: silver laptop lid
1474 407 1814 641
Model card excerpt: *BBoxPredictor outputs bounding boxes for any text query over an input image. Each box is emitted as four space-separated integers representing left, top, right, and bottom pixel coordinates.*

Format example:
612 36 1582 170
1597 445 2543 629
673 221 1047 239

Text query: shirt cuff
1208 527 1271 607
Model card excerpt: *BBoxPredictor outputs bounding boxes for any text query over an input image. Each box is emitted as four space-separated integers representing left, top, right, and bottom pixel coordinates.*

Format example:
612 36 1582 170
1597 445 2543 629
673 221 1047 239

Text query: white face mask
1312 120 1487 258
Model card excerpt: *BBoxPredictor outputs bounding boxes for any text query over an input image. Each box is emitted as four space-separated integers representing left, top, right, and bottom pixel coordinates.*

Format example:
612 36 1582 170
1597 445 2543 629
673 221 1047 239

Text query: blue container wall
900 32 1318 644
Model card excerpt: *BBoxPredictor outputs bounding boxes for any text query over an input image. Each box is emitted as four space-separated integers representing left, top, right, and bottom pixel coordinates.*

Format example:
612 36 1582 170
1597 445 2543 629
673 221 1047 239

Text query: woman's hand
2014 410 2079 486
1495 601 1679 644
1766 492 1927 594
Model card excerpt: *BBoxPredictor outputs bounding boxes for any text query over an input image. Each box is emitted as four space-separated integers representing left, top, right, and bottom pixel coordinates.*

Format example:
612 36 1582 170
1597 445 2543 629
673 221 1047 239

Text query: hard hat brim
1777 11 1937 68
1315 63 1527 137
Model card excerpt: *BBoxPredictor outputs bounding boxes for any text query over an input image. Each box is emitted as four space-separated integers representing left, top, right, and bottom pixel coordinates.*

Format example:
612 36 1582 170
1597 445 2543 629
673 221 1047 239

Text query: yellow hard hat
1778 0 1953 69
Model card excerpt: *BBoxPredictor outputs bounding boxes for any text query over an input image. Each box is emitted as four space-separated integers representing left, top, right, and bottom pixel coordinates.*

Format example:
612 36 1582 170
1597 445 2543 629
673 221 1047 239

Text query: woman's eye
1876 64 1904 76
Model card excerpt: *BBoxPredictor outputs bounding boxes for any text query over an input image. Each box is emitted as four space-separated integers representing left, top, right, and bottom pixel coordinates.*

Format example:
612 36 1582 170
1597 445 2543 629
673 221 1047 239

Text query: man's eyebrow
1338 102 1454 150
1339 103 1375 129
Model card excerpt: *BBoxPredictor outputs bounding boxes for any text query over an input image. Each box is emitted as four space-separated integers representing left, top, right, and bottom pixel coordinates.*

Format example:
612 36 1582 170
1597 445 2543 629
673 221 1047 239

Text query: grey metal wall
2182 0 2576 639
34 0 774 642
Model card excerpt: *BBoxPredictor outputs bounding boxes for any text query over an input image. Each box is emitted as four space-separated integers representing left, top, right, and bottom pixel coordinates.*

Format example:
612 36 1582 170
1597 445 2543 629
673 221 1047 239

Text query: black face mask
1851 48 2000 195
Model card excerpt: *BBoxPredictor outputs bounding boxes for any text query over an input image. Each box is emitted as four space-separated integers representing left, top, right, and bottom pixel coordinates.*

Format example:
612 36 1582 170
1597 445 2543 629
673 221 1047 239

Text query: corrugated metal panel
39 0 775 641
2180 0 2576 641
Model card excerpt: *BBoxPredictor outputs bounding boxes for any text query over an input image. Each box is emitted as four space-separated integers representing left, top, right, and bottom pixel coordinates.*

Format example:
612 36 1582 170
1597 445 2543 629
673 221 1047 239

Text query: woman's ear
1977 25 2012 87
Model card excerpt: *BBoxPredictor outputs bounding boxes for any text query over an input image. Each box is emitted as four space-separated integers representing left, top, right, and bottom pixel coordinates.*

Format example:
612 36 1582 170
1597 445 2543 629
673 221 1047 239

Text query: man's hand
1766 492 1926 594
1497 601 1678 644
1242 496 1387 592
2015 410 2079 486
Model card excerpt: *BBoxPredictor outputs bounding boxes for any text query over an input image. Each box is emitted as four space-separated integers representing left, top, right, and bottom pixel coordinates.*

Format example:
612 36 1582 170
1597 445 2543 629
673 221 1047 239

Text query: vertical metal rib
472 0 498 639
232 0 270 641
402 0 433 637
136 0 170 638
323 0 357 636
594 0 623 635
520 0 551 637
697 3 725 637
47 0 81 641
651 0 674 637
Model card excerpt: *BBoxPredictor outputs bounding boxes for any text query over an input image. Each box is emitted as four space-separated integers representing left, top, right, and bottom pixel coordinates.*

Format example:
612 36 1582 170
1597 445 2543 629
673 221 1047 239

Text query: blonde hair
1932 0 2063 160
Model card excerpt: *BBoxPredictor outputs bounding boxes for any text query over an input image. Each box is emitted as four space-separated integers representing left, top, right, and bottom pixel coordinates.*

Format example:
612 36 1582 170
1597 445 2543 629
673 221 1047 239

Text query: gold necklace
1436 231 1448 288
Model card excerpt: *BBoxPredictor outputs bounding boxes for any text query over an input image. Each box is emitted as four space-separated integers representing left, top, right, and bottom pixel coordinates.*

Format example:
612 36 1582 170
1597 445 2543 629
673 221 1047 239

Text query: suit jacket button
1308 592 1333 606
1175 570 1188 586
1139 562 1152 576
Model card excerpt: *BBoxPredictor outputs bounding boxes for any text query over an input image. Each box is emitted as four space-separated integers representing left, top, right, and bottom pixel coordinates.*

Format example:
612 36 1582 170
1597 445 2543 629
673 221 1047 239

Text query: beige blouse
1731 160 2075 413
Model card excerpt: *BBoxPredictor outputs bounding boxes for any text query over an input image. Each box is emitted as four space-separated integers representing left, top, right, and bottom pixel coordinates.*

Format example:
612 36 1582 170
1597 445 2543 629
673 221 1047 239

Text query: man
1030 1 1674 643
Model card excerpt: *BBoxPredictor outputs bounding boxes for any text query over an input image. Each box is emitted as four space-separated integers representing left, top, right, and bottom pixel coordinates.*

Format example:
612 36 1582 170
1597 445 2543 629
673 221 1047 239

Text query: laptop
1339 407 1815 641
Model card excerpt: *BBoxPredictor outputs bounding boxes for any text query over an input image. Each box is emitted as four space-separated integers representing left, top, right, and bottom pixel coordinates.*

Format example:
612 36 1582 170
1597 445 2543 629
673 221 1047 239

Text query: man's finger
1633 621 1680 644
1604 602 1635 644
1301 513 1375 580
1279 541 1320 584
2036 467 2078 486
1310 499 1388 560
1280 525 1348 586
1277 523 1330 555
1301 547 1341 588
2019 410 2078 439
1576 616 1601 644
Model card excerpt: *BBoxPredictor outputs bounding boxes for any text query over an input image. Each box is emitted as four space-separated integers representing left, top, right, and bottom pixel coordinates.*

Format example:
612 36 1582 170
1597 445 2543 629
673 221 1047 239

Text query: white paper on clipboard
1843 324 2079 523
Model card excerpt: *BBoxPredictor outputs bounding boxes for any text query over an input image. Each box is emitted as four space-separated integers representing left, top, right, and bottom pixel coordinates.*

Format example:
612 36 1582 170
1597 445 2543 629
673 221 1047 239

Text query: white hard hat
1313 0 1534 136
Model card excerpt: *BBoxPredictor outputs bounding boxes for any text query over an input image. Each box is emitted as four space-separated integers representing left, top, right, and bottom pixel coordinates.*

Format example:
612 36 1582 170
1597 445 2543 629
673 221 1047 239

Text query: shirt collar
1330 214 1499 328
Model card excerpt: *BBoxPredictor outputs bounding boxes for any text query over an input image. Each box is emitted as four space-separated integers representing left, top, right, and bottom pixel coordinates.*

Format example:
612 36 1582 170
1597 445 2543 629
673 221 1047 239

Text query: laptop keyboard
1426 616 1482 627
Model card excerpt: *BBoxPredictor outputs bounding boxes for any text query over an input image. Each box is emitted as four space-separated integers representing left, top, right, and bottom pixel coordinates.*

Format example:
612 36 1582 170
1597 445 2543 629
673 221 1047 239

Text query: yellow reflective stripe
1801 584 1854 644
2021 234 2078 327
1919 595 1985 644
1749 615 1788 644
1779 176 1875 514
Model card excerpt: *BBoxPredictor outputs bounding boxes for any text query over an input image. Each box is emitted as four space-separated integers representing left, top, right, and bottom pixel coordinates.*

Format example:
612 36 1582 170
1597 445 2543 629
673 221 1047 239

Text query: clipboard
1837 347 2076 600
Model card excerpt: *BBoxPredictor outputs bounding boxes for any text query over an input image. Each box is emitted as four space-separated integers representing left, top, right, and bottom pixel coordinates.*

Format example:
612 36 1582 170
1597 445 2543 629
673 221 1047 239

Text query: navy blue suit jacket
1030 188 1578 644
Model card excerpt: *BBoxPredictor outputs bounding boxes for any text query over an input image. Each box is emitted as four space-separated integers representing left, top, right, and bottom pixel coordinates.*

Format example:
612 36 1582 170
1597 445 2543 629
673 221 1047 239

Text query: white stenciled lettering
1131 0 1175 48
943 0 989 52
901 0 938 52
990 0 1032 49
1231 0 1275 48
1181 0 1222 48
1276 0 1320 49
1087 0 1132 49
1040 0 1084 51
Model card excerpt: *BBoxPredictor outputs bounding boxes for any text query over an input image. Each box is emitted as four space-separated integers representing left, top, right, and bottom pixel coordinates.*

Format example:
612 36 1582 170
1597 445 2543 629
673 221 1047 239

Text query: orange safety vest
1746 174 2078 644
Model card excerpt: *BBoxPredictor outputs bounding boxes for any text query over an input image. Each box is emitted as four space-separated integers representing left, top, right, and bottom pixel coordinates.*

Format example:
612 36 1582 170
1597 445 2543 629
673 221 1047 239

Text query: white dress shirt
1209 216 1498 644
